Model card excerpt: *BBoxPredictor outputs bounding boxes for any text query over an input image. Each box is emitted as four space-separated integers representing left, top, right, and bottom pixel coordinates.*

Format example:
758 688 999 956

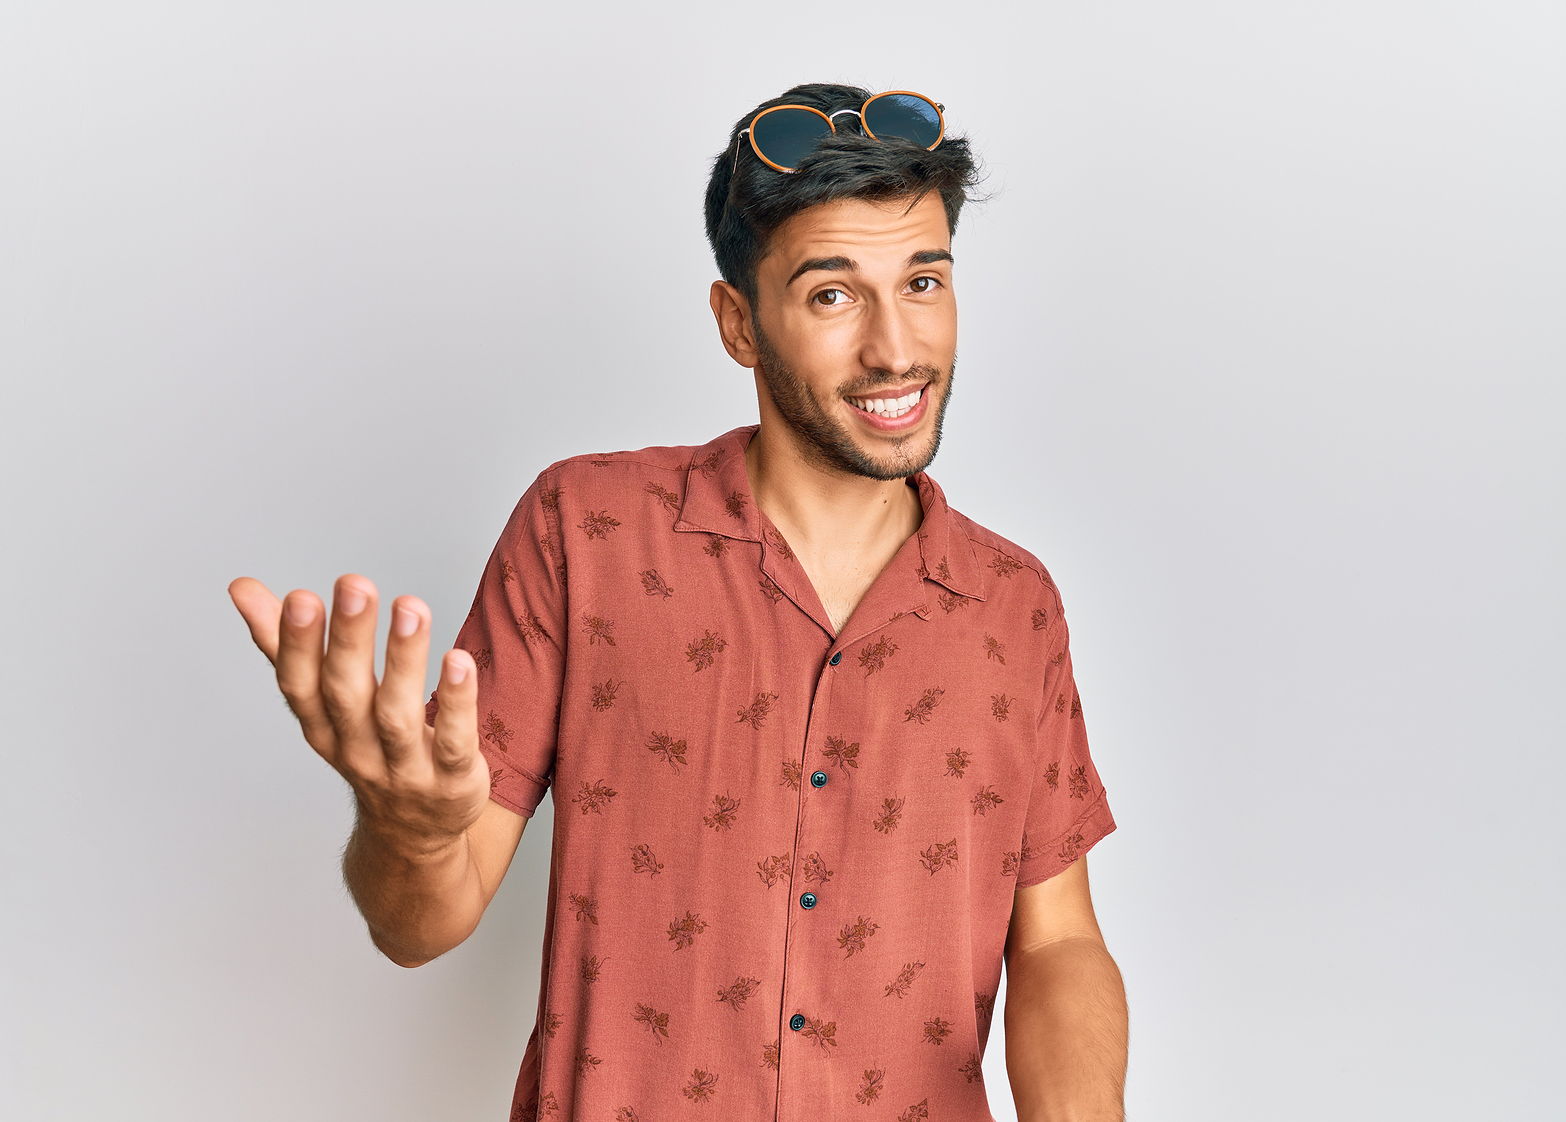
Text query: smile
846 383 926 419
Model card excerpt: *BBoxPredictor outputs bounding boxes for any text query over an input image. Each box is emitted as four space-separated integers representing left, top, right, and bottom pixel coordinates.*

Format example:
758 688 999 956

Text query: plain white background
4 2 1561 1119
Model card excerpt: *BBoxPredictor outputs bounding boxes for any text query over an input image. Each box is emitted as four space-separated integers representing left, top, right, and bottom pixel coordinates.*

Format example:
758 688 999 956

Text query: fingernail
340 587 367 616
448 654 468 683
393 606 419 636
285 597 314 626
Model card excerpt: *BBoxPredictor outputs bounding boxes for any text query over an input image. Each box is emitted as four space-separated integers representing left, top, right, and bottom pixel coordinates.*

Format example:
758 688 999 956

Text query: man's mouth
845 382 928 420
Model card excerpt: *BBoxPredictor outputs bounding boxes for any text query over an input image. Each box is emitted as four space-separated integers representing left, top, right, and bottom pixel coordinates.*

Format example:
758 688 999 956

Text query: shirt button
789 1013 806 1030
799 892 817 909
828 650 842 666
810 770 828 788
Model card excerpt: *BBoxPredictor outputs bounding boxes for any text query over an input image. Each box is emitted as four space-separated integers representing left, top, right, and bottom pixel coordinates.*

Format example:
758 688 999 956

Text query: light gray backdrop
4 2 1561 1119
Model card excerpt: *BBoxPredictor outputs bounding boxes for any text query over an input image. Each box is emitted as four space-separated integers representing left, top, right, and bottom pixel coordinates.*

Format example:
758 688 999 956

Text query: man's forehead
765 195 951 280
777 193 947 244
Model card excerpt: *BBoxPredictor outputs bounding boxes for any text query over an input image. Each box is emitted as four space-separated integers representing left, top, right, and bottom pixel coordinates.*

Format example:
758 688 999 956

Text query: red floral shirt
426 423 1117 1122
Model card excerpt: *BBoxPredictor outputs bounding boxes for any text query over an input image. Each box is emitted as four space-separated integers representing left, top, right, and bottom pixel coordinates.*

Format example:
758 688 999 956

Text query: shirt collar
673 423 986 602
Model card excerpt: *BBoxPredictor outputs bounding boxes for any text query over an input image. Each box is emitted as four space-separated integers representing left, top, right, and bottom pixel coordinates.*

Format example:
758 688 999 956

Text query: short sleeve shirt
425 423 1117 1122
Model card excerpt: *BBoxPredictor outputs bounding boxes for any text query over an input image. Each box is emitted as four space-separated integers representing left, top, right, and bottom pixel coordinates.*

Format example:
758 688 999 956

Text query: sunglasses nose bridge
828 107 865 138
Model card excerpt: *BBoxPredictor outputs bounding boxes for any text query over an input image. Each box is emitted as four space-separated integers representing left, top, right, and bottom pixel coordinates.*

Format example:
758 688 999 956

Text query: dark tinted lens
752 108 834 170
863 94 941 148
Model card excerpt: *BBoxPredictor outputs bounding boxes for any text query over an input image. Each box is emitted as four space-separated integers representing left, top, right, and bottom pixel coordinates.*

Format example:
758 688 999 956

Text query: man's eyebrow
785 249 955 288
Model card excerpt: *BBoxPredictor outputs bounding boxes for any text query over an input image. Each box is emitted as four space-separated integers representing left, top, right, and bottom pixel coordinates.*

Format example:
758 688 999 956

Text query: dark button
828 650 842 666
789 1013 806 1030
810 770 828 788
799 892 817 909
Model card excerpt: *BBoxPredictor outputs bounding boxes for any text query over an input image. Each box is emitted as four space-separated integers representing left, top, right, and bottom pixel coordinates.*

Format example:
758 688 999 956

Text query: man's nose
857 298 917 381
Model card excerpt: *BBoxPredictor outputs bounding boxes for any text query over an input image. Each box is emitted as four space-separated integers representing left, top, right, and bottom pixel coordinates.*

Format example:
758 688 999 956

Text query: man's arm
344 460 564 967
1003 856 1128 1122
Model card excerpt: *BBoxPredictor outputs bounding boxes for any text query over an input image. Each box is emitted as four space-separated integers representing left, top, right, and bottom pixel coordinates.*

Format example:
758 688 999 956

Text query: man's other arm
1003 855 1128 1122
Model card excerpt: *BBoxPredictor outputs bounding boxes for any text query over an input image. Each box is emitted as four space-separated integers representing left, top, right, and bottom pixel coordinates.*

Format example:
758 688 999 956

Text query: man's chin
842 431 938 482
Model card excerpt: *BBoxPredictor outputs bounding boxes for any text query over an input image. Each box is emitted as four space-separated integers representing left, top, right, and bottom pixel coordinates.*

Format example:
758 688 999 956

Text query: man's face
745 191 958 482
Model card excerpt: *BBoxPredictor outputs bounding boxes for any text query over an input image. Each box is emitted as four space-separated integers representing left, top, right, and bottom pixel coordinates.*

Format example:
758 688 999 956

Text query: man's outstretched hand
227 574 491 853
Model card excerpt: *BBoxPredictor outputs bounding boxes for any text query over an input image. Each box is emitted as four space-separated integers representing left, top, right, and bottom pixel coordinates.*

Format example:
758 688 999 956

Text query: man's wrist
352 803 468 862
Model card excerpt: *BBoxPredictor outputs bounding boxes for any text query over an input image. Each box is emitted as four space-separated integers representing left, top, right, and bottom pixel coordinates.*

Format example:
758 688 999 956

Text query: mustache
845 366 943 396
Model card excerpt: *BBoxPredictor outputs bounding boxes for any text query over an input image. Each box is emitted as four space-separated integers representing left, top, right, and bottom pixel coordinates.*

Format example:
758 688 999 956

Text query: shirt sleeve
424 465 567 819
1014 591 1117 887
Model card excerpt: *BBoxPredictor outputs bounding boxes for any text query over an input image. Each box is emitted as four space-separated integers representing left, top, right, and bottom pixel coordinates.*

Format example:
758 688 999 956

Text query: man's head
705 82 988 482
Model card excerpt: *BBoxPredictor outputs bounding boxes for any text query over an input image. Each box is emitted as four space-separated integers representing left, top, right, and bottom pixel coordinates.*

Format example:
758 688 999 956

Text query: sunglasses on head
730 90 946 175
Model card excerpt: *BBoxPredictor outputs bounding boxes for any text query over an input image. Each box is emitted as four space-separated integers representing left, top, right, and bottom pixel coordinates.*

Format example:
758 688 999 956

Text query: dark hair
703 82 992 314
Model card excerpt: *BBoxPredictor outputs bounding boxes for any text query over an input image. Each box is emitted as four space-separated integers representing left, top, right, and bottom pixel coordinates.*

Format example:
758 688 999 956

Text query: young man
230 82 1126 1122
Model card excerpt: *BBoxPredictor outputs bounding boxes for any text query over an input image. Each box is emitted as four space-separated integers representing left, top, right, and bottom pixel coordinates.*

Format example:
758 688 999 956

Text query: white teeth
848 385 923 418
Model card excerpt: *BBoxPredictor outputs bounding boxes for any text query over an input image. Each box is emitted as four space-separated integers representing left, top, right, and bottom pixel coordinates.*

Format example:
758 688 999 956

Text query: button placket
777 613 920 1117
803 651 839 915
777 645 843 1105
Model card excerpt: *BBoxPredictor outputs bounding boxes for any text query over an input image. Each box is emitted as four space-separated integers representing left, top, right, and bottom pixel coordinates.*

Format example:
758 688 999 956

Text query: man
230 82 1127 1122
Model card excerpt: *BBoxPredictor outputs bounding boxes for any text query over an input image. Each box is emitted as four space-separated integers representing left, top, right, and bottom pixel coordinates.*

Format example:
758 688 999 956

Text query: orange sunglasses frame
731 90 947 175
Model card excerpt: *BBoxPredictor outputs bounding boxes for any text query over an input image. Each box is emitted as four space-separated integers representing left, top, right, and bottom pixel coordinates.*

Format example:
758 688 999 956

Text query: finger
429 648 479 773
321 574 384 778
273 587 336 756
228 577 284 664
374 595 432 772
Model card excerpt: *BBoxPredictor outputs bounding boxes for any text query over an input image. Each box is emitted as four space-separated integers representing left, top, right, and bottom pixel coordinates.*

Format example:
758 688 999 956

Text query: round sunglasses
731 90 946 175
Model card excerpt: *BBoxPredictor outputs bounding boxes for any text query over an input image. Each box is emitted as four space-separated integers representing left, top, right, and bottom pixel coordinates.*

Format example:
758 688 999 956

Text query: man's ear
710 280 760 368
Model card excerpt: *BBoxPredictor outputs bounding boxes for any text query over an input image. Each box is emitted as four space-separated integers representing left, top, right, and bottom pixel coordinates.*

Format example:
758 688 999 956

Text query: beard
752 317 955 482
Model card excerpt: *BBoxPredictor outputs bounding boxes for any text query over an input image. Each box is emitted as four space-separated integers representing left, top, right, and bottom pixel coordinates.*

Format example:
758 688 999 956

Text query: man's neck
742 425 924 562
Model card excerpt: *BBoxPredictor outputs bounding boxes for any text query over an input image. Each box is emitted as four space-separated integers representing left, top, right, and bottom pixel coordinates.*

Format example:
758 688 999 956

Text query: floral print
426 424 1116 1121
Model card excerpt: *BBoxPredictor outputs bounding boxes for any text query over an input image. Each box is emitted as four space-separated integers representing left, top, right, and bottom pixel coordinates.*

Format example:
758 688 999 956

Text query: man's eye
813 278 943 306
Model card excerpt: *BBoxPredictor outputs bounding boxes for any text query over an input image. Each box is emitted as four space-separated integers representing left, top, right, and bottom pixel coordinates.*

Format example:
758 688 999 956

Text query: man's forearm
341 811 485 968
1003 935 1128 1122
